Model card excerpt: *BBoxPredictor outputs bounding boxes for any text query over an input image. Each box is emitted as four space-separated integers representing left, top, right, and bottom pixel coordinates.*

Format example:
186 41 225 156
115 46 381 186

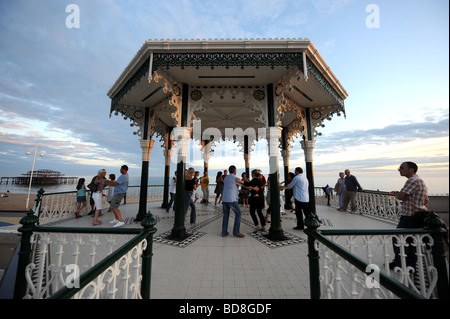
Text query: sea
0 175 164 195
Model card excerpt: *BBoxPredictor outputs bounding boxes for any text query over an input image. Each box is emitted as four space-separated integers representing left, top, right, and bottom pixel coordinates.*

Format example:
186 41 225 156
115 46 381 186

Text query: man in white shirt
282 167 310 230
166 171 177 212
221 165 245 237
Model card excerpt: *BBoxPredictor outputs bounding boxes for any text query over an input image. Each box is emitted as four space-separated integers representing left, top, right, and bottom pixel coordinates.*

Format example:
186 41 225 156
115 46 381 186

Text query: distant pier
0 169 78 185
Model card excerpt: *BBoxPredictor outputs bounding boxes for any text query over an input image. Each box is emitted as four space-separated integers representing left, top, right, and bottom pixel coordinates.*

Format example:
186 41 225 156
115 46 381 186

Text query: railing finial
141 210 157 229
305 212 321 230
19 209 39 228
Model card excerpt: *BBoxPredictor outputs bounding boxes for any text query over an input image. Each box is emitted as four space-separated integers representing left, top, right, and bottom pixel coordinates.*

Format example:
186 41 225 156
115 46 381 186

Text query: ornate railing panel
305 213 449 299
356 191 402 222
23 232 145 299
314 188 402 223
37 186 164 225
317 232 438 299
14 209 157 299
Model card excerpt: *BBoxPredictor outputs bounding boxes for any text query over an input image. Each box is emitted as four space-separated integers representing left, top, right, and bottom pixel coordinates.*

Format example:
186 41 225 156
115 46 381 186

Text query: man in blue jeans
221 165 245 238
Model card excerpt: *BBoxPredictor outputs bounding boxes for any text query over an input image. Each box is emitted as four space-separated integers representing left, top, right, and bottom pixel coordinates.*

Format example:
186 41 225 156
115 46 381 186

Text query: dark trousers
249 196 266 227
166 192 176 212
392 215 417 268
294 199 310 229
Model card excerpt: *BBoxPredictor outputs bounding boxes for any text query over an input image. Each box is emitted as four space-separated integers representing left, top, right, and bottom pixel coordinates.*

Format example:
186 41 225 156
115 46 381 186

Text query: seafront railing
314 188 404 223
34 186 164 225
13 208 157 299
304 213 449 299
21 185 448 299
36 185 408 225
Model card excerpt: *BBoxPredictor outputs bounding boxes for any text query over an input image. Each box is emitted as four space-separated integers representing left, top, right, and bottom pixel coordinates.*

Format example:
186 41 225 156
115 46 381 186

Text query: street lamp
26 144 44 210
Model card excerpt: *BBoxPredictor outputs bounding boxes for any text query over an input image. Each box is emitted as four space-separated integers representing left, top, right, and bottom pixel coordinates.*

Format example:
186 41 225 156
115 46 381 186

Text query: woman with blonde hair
91 169 115 226
184 167 197 225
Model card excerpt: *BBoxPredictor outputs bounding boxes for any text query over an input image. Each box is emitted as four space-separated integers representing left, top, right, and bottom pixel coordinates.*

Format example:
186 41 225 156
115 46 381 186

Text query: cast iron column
244 135 250 177
266 83 285 240
161 127 173 208
136 107 151 221
302 108 317 216
281 127 290 182
170 83 190 239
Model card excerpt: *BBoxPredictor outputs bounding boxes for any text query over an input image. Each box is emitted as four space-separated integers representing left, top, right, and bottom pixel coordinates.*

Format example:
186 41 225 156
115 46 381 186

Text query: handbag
334 182 341 195
87 181 98 192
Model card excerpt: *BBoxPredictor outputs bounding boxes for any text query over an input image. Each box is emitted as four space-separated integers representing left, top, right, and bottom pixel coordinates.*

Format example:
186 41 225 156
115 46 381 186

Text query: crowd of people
74 165 129 227
72 160 434 273
72 162 366 233
165 165 310 235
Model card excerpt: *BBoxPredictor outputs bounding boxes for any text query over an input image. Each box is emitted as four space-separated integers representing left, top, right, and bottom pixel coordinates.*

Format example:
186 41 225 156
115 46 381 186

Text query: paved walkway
0 200 397 299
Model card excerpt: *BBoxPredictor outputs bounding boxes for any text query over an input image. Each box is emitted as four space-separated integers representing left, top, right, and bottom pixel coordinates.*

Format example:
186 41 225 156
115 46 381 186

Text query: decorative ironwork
111 57 150 109
253 89 265 101
317 233 438 299
275 83 283 96
172 83 181 96
152 52 304 70
306 56 345 107
23 232 145 299
311 110 322 120
190 89 202 101
133 110 144 119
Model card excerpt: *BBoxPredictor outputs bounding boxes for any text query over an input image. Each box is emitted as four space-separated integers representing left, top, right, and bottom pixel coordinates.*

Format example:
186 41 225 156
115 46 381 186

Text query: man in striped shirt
390 161 429 270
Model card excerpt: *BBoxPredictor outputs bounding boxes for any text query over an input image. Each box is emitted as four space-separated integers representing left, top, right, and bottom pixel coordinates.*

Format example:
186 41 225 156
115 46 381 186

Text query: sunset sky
0 0 448 193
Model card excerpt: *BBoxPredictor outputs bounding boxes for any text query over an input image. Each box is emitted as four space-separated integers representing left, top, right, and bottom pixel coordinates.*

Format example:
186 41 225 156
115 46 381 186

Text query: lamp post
25 144 44 210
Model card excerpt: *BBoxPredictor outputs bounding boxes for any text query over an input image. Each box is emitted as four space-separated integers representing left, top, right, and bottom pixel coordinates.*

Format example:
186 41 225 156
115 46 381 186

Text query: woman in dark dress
214 171 224 206
184 167 197 225
248 169 266 231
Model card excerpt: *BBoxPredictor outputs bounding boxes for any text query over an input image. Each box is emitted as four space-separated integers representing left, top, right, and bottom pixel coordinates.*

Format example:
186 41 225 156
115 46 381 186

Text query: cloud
311 0 355 14
315 117 449 153
0 0 448 194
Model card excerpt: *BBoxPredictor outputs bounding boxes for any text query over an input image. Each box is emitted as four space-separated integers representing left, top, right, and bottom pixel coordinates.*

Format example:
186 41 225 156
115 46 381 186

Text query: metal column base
266 228 288 241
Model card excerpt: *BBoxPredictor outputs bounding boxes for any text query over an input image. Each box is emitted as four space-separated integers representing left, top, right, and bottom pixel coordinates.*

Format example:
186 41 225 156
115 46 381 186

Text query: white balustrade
37 186 164 224
314 188 403 223
23 232 146 299
317 233 438 299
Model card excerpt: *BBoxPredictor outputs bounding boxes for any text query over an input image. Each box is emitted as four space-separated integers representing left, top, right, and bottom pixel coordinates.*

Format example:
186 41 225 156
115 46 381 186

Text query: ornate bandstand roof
107 38 348 150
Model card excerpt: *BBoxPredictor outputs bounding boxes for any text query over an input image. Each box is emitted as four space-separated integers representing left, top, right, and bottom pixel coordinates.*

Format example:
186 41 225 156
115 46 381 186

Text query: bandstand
107 38 348 241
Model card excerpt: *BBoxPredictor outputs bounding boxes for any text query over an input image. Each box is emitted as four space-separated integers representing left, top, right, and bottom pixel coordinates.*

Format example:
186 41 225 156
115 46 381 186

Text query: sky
0 0 448 194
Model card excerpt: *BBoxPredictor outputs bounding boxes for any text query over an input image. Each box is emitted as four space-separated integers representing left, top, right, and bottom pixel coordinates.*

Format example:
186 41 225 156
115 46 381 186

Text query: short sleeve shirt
200 176 209 189
400 174 429 216
114 174 129 195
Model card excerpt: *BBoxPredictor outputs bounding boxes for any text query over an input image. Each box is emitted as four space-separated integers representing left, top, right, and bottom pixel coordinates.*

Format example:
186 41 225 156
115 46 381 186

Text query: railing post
304 213 321 299
13 209 39 299
425 211 449 299
140 211 157 299
34 188 45 225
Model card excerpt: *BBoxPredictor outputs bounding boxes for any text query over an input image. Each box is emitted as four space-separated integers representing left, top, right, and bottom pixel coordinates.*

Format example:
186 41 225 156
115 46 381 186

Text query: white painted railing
317 232 438 299
37 186 164 225
36 186 446 225
314 188 402 223
24 232 146 299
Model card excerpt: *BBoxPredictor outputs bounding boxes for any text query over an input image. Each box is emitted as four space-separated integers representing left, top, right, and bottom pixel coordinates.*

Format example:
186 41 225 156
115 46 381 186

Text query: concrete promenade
0 200 400 299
